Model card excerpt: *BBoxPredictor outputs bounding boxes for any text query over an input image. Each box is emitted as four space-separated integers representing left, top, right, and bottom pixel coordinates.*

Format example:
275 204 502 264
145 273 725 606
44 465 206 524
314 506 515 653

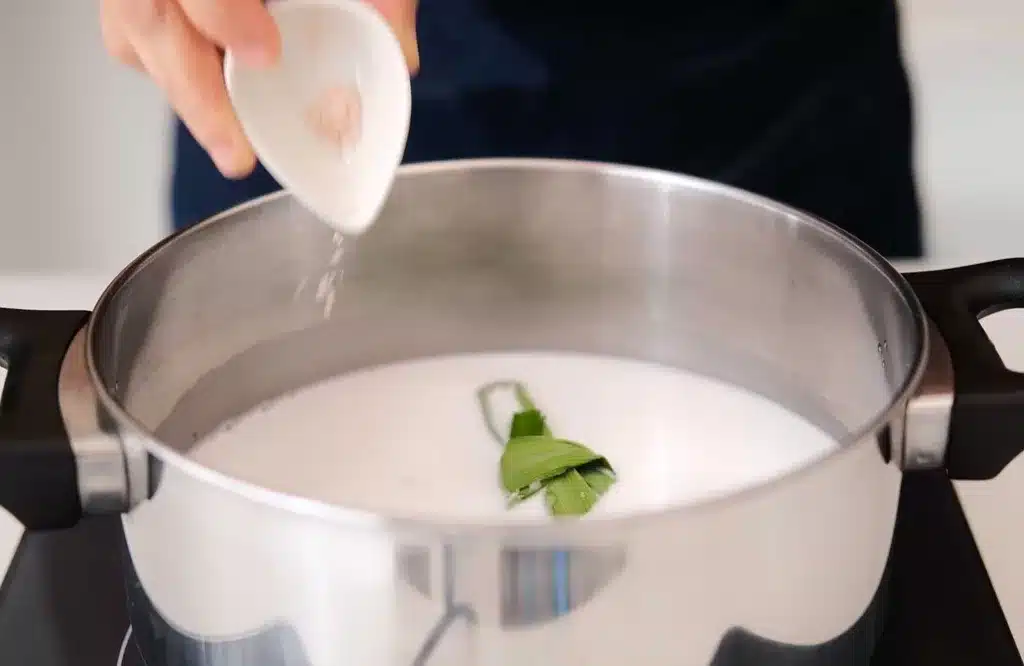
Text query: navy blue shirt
172 0 921 257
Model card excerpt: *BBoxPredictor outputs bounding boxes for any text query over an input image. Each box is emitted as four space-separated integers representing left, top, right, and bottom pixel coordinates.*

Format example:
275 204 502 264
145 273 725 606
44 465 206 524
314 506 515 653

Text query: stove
0 470 1018 666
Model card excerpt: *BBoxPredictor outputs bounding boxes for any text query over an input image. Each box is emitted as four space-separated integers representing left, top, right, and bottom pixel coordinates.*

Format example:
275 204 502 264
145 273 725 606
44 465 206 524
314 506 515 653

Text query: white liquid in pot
190 352 840 520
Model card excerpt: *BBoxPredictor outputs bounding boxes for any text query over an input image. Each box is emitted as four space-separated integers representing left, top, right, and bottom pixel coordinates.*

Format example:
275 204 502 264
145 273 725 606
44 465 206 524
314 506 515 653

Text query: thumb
368 0 419 73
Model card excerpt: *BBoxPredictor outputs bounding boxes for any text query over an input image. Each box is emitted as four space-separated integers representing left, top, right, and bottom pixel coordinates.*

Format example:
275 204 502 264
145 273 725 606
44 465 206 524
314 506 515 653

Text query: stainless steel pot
1 159 1023 666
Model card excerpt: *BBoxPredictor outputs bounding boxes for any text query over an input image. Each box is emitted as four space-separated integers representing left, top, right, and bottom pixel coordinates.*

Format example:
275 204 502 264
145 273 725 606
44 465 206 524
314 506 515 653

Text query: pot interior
89 159 923 521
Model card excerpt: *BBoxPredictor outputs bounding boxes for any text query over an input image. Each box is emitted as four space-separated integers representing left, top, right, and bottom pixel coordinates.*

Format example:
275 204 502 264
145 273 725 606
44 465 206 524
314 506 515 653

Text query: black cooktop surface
0 470 1019 666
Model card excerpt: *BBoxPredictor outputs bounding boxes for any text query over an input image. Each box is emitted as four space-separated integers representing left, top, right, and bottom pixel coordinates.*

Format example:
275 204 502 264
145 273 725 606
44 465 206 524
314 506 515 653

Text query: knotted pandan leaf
479 380 617 517
500 435 605 495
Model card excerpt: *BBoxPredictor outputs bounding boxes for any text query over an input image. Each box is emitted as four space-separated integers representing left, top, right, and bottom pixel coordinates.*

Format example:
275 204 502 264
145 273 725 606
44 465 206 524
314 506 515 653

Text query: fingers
100 0 278 178
99 0 143 71
368 0 420 73
123 0 256 177
99 0 413 182
177 0 281 68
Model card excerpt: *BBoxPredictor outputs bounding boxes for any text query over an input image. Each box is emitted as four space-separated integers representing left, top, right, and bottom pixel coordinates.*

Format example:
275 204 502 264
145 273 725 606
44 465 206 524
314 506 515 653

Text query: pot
1 159 1023 666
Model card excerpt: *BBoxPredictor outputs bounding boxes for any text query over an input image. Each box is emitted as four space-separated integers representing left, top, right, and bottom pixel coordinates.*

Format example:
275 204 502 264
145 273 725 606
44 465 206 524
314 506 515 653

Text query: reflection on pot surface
125 532 890 666
397 543 627 627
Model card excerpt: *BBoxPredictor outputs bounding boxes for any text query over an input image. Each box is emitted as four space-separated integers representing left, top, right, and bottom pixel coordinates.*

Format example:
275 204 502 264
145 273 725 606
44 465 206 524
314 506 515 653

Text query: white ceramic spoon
225 0 411 235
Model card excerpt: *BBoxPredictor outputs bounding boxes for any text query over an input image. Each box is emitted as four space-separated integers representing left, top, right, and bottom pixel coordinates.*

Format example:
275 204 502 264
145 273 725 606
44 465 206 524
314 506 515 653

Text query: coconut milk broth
188 351 839 521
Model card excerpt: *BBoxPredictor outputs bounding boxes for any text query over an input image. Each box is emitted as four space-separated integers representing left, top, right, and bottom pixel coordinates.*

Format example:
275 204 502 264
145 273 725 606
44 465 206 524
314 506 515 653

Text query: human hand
100 0 419 179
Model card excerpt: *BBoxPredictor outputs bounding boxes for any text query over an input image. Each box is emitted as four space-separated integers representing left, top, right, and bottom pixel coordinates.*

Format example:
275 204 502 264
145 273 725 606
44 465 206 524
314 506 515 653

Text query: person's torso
411 0 890 99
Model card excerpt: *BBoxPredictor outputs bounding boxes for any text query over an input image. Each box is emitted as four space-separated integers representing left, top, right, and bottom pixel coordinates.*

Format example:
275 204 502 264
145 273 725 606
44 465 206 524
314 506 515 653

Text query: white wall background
0 0 170 274
0 0 1022 273
904 0 1024 259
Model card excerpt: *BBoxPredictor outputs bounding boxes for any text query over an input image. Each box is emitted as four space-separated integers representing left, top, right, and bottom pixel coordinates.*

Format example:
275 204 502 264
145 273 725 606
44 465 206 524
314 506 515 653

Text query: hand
100 0 419 179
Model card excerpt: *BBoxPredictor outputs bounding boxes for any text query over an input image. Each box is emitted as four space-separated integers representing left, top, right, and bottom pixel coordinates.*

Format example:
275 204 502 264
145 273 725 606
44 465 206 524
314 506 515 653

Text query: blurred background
0 0 1022 274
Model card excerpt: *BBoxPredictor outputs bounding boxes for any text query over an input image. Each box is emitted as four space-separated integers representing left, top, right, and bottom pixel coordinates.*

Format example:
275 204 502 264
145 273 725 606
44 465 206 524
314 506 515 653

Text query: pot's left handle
906 259 1024 480
0 308 90 529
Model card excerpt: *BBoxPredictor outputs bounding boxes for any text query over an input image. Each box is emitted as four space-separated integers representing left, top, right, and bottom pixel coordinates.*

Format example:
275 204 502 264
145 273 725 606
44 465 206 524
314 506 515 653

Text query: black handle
0 308 90 529
905 259 1024 480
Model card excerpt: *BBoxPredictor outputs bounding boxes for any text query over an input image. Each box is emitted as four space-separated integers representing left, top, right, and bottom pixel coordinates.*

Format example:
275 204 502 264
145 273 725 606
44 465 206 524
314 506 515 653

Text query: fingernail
210 142 253 179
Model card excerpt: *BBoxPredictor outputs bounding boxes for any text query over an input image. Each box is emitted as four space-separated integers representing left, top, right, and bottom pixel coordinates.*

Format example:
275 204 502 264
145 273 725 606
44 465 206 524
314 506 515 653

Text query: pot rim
87 158 929 538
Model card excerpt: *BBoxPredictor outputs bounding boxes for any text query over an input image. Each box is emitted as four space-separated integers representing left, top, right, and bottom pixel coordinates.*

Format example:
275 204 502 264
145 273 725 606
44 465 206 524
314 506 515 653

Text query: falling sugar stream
295 231 345 319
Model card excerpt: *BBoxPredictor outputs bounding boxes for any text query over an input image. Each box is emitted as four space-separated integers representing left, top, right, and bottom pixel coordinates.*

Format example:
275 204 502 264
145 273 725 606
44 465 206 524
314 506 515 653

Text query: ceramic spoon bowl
225 0 411 235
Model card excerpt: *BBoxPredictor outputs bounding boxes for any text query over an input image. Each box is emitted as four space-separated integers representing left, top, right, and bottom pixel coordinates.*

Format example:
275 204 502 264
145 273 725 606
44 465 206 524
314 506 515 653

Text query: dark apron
171 0 921 258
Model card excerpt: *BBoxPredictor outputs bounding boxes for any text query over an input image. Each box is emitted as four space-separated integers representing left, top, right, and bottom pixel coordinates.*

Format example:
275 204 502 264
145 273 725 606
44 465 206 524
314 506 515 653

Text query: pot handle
906 259 1024 480
0 308 90 529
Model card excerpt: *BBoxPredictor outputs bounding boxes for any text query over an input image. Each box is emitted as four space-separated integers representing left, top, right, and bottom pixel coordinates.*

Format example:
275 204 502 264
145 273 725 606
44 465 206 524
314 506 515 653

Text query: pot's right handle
0 307 90 529
906 259 1024 480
